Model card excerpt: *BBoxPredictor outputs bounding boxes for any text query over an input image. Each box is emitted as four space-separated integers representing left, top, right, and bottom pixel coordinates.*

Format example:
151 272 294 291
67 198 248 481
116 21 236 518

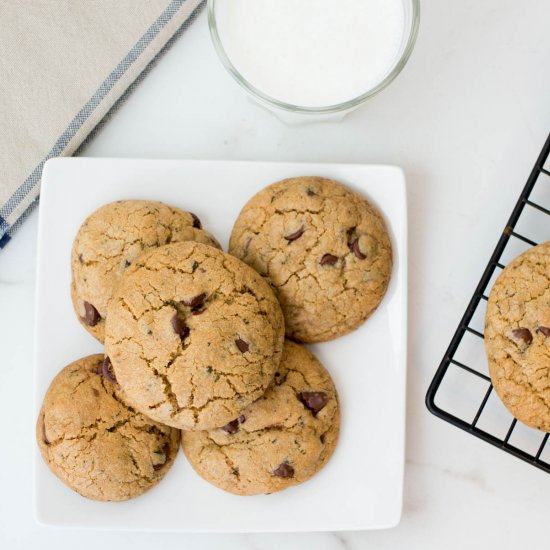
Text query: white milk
215 0 406 108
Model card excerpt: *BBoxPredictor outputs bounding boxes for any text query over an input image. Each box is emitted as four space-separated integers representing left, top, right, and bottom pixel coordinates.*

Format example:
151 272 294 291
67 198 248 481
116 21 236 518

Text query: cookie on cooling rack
485 240 550 431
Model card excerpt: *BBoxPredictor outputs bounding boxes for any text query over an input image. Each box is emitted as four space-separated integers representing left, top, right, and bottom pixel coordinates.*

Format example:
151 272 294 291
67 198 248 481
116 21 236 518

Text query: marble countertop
1 1 550 548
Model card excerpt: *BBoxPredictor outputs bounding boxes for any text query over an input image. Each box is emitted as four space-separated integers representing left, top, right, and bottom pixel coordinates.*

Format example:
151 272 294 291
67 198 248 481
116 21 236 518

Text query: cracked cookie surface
71 200 220 342
485 241 550 431
104 242 285 431
182 340 339 495
229 177 392 342
36 354 180 501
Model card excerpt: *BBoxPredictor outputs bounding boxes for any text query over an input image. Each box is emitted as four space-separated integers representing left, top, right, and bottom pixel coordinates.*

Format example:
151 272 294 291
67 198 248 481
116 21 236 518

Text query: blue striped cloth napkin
0 0 205 248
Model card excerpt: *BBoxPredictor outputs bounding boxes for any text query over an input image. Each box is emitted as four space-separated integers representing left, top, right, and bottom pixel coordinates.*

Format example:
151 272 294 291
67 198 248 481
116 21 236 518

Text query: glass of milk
208 0 420 122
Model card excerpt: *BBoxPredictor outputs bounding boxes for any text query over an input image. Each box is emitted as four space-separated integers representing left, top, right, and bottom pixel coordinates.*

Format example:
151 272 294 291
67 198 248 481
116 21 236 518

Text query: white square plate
34 158 407 532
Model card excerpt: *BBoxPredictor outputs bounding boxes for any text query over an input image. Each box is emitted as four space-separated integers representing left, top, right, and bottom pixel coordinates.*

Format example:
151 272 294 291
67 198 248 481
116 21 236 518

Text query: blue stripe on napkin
0 215 10 248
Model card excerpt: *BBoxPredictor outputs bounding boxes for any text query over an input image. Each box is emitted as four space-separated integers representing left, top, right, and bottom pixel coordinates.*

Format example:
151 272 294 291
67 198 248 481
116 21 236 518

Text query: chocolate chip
537 326 550 337
153 442 170 471
273 463 294 478
83 301 100 326
350 239 367 260
235 338 249 353
78 254 84 264
299 392 329 415
171 314 190 341
320 434 326 444
284 226 305 242
92 388 100 397
183 292 207 310
511 328 533 346
238 415 246 424
190 213 202 229
221 419 240 434
124 260 131 268
99 356 117 384
306 189 316 196
319 254 338 266
192 260 199 272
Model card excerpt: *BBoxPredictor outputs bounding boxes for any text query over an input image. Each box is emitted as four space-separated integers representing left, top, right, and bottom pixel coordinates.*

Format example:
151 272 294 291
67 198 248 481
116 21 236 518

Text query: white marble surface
1 0 550 548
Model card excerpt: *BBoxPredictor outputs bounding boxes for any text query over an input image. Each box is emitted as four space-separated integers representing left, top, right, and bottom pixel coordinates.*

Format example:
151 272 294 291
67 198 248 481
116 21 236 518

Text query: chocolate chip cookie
182 340 339 495
36 354 180 501
104 241 285 431
71 200 220 342
229 177 392 342
485 241 550 431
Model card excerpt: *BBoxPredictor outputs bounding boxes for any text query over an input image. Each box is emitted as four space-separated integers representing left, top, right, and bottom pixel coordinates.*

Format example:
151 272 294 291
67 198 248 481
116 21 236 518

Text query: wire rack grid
426 133 550 474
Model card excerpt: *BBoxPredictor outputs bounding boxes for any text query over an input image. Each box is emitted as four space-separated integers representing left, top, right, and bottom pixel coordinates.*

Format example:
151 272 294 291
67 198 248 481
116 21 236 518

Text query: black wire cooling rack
426 133 550 474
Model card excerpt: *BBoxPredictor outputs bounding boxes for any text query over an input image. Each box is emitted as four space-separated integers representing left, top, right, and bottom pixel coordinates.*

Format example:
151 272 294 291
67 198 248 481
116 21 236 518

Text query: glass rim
207 0 421 115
